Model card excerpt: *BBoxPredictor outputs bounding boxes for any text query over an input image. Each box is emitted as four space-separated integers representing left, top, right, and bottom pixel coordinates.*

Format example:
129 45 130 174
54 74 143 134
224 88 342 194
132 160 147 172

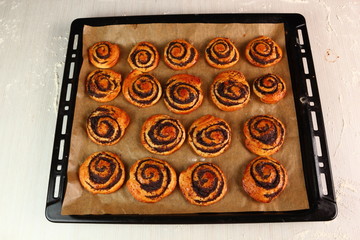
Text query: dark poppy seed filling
166 41 197 68
129 42 158 70
86 152 123 191
94 42 111 63
249 157 287 200
86 70 120 100
88 115 121 144
165 79 200 111
134 159 173 200
144 117 185 154
191 163 225 204
189 116 231 157
128 74 160 105
247 37 282 65
253 73 286 103
86 106 129 146
191 122 230 154
213 79 249 106
253 73 285 97
247 115 284 150
206 38 239 66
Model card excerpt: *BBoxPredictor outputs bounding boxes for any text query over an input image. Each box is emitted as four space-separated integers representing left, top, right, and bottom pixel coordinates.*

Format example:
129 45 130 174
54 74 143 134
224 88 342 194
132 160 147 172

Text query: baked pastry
188 115 231 158
164 74 203 114
243 115 285 156
253 73 286 104
126 157 177 203
122 70 162 107
88 41 120 68
242 156 288 203
210 70 250 111
205 37 239 69
79 151 125 194
164 39 199 70
85 69 122 102
179 162 227 206
127 41 159 72
86 105 130 146
141 114 186 155
245 36 282 67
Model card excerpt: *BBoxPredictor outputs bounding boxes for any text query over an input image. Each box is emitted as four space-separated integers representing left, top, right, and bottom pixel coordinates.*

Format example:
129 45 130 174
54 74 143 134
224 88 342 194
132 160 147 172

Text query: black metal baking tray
45 13 337 223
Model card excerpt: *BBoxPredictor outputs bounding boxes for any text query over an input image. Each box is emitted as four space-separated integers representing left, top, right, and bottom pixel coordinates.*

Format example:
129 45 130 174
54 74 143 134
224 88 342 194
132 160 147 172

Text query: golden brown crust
245 36 283 67
242 156 288 203
141 114 186 155
122 70 162 108
127 41 159 72
164 39 199 70
88 41 120 68
210 70 250 111
86 105 130 146
179 162 227 206
188 115 231 158
126 158 177 203
205 37 239 69
85 69 122 102
253 73 286 104
79 151 125 194
243 115 285 156
164 74 204 114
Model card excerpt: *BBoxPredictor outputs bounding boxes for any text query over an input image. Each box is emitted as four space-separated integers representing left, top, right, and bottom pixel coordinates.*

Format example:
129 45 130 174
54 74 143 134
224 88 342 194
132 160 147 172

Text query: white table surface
1 0 359 239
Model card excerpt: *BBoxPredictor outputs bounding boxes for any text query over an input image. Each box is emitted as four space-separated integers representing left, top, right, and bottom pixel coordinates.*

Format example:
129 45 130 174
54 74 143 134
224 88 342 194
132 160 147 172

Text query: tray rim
45 13 337 224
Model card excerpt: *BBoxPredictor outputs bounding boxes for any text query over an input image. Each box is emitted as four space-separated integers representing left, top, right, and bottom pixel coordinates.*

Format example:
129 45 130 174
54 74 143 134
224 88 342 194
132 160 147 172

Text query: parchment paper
61 23 309 215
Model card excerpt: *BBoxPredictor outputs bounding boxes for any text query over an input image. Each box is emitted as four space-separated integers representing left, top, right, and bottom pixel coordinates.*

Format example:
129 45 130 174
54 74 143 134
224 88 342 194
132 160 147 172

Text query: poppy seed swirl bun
164 74 204 114
210 70 250 111
122 70 162 107
188 115 232 158
79 151 125 194
243 115 285 156
242 156 288 203
164 39 199 70
127 158 177 203
245 36 282 67
205 37 239 69
86 105 130 146
253 73 286 104
179 162 227 206
127 41 160 72
85 69 122 102
88 41 120 68
141 114 186 155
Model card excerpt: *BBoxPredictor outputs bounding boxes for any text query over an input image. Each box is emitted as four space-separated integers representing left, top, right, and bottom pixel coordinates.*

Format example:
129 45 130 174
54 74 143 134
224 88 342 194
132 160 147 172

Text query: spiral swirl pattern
126 158 177 203
179 162 227 206
164 74 203 114
243 115 285 156
242 156 288 203
88 41 120 68
86 105 130 146
141 114 186 155
205 37 239 69
253 73 286 104
164 39 198 70
86 69 121 102
211 70 250 111
123 70 162 107
128 41 159 72
79 152 125 194
245 36 282 67
188 115 231 158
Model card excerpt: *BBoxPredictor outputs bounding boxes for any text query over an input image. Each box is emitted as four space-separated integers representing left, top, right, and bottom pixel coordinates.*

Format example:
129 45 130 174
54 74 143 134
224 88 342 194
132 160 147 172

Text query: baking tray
45 13 337 223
